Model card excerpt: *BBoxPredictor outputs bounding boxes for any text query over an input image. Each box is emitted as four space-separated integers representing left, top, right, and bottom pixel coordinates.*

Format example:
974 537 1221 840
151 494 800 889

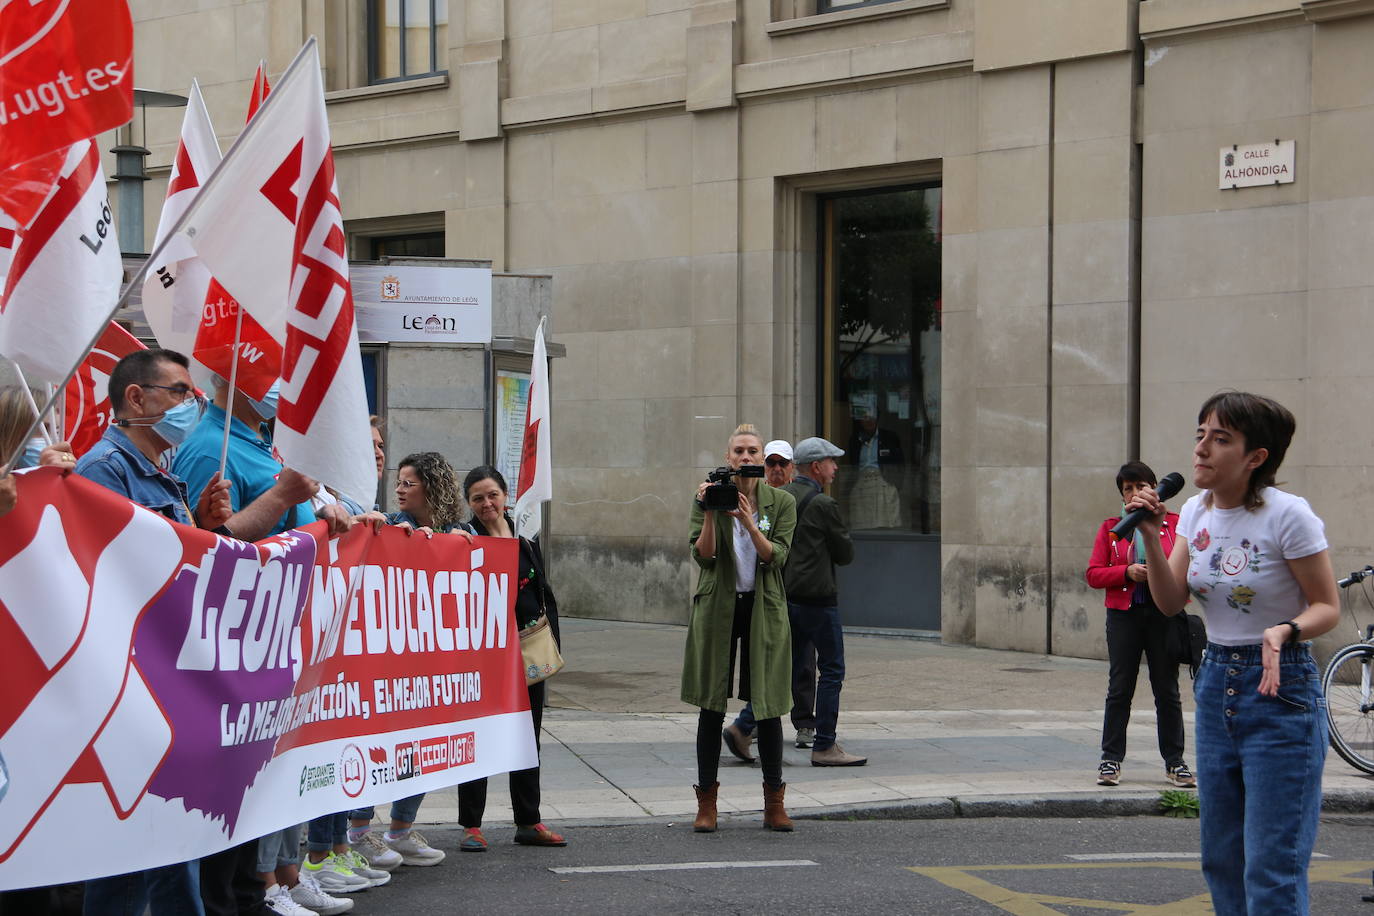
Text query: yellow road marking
907 860 1374 914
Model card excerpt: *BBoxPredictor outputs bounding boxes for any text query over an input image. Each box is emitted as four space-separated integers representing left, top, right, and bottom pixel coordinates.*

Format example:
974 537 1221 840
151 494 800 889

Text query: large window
368 0 448 84
821 185 942 534
367 231 445 260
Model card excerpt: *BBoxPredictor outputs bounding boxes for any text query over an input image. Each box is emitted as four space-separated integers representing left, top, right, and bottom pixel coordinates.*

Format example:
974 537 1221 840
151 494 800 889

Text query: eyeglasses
140 383 200 406
765 457 791 468
396 479 422 489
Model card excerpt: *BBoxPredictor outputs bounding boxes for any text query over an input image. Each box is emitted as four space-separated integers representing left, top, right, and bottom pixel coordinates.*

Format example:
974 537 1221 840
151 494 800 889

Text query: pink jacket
1085 513 1179 610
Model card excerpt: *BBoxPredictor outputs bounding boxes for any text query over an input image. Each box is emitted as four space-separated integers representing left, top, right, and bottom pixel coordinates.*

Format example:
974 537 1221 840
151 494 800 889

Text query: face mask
152 398 205 447
14 437 45 469
248 381 281 421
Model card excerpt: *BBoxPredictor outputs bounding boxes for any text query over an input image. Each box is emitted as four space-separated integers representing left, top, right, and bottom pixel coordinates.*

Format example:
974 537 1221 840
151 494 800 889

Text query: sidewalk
414 618 1374 827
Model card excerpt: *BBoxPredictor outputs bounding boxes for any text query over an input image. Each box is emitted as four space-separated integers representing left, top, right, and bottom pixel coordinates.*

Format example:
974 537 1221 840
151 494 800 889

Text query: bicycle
1323 565 1374 774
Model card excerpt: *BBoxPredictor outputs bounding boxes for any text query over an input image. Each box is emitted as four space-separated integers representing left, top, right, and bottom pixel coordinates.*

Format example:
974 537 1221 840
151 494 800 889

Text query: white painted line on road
1067 852 1330 862
550 859 818 875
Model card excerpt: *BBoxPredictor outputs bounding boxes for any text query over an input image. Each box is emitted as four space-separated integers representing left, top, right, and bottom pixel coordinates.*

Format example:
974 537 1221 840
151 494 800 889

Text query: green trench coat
680 482 797 720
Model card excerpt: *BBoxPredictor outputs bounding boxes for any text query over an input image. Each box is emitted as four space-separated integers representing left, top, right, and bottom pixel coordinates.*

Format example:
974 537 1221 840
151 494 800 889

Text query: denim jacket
75 427 195 525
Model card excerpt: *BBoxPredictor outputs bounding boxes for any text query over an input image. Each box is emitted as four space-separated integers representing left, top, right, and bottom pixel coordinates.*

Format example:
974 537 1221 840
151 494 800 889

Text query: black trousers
458 680 545 827
198 841 264 916
1101 603 1186 766
790 639 817 730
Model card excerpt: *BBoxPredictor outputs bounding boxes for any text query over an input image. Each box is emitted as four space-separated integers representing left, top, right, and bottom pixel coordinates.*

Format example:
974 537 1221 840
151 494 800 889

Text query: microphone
1110 472 1184 542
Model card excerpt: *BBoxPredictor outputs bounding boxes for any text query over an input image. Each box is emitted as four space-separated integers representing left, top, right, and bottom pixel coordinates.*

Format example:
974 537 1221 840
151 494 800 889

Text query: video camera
701 464 765 512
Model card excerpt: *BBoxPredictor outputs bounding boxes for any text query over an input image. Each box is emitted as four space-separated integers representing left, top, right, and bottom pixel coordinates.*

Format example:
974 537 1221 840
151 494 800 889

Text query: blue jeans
732 602 846 749
1195 642 1327 916
307 812 348 852
83 862 203 916
349 793 423 826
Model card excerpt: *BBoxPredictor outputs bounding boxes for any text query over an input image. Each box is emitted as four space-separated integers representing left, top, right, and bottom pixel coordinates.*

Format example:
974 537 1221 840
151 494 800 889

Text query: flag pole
9 362 52 445
0 37 321 475
217 305 244 477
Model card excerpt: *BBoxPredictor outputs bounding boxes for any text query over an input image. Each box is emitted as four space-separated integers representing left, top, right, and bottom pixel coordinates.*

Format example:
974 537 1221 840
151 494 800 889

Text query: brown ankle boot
693 782 719 832
762 781 793 832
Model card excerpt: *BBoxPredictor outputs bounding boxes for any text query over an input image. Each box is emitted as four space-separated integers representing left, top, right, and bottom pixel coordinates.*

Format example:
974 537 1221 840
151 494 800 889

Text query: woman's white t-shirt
1174 487 1327 646
732 513 759 592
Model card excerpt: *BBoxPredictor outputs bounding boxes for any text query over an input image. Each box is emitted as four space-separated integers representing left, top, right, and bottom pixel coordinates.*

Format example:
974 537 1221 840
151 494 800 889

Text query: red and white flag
0 140 122 385
141 80 220 363
187 64 281 398
0 0 133 225
64 321 146 456
513 320 552 540
169 41 374 506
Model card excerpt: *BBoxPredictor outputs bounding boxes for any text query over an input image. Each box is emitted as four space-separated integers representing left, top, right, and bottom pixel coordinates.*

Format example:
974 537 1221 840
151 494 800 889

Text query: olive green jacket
680 483 797 719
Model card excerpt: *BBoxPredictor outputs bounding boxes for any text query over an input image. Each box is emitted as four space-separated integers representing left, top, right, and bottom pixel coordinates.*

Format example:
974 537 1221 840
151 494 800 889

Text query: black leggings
697 709 783 788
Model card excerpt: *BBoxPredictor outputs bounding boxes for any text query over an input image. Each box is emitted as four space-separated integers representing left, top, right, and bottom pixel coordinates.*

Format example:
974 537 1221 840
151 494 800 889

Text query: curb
795 787 1374 821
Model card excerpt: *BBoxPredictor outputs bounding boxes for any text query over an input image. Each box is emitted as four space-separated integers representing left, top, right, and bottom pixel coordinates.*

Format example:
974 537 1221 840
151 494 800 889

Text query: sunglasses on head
765 457 790 467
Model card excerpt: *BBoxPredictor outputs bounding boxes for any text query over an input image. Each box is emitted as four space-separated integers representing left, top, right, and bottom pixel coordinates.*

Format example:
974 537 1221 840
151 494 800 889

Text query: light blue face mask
14 437 45 469
152 398 205 447
248 381 281 421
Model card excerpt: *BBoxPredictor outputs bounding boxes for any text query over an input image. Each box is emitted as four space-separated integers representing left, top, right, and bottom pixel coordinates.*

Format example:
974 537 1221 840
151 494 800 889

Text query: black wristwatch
1281 620 1302 644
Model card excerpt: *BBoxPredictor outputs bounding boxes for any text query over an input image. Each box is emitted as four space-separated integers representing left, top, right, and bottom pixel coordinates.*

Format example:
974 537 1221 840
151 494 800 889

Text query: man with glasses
74 348 232 916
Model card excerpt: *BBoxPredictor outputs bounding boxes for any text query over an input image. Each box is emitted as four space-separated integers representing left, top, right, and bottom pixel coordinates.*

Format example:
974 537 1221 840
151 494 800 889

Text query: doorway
819 184 942 630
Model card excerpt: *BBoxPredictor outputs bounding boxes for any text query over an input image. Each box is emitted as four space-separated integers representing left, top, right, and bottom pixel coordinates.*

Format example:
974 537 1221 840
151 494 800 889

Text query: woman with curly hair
346 451 474 869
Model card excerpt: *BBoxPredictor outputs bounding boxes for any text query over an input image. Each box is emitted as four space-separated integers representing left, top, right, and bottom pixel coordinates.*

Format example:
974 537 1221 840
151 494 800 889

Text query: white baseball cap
763 440 793 462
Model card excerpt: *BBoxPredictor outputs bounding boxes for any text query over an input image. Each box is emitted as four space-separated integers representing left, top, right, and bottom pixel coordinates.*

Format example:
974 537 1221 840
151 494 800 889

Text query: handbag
1171 611 1207 679
520 614 564 685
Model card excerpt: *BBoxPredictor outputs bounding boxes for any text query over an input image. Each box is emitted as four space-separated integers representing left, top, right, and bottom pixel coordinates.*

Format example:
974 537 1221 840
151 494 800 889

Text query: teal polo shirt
172 403 314 537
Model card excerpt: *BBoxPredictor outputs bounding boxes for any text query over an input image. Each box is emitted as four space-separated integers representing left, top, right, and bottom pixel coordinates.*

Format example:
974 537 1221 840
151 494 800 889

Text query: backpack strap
795 487 821 524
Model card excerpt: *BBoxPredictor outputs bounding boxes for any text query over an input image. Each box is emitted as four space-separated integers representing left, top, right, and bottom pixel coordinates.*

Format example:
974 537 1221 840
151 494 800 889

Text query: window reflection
823 186 942 534
370 0 448 84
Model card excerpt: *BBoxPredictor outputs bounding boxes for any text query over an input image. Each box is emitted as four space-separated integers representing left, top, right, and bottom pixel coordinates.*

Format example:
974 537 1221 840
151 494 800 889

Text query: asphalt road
329 814 1374 914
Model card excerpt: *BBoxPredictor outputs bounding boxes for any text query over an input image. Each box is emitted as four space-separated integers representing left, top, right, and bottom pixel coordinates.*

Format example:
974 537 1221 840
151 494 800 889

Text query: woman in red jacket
1085 461 1194 789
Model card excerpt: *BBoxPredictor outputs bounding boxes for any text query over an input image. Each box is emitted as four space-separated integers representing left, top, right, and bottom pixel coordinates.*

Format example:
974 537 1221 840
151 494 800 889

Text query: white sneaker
264 883 320 916
301 853 370 894
385 829 446 866
348 830 403 872
290 873 354 916
340 848 392 887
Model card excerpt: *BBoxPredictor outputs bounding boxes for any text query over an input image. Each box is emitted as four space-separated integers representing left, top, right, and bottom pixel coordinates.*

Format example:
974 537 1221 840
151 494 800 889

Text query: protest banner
0 468 536 889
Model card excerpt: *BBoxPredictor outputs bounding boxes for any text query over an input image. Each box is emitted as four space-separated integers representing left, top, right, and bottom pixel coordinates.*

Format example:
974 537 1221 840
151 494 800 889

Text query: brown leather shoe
693 782 719 833
722 723 755 763
811 743 868 767
762 782 793 832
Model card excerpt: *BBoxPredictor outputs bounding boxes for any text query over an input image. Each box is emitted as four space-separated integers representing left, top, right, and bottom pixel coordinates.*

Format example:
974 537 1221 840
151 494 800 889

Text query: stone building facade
114 0 1374 659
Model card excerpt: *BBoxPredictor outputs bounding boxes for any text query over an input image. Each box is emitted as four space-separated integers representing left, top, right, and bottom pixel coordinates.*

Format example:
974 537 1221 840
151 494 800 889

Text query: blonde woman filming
683 424 797 833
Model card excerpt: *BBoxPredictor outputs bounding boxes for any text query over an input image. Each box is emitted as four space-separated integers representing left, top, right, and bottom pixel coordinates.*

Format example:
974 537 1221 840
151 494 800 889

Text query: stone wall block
686 20 737 111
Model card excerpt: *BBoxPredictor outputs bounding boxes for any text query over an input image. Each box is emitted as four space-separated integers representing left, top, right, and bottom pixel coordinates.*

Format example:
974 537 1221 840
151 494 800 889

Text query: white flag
140 80 221 364
0 140 122 385
513 320 552 540
167 40 374 506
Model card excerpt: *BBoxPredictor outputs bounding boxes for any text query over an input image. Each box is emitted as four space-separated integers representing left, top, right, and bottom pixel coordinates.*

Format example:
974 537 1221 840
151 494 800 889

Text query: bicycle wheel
1323 643 1374 775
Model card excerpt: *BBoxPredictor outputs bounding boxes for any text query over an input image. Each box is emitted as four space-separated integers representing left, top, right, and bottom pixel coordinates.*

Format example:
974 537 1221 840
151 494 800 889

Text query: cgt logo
338 744 366 798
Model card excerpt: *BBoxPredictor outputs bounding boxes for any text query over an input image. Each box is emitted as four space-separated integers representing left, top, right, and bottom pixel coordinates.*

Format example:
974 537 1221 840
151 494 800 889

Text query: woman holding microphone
1128 392 1338 915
